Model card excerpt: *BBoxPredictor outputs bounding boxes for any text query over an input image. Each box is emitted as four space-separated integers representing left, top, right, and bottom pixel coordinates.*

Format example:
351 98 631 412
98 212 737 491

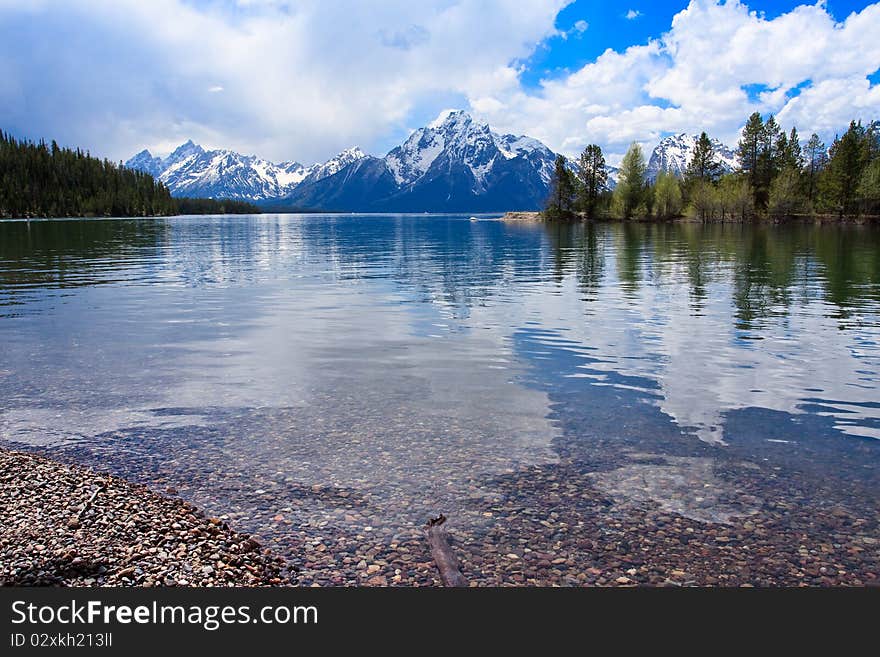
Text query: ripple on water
0 215 879 584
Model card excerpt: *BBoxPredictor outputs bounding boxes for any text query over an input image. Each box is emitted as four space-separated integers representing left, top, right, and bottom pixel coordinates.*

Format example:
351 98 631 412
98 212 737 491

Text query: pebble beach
2 441 877 587
0 449 287 586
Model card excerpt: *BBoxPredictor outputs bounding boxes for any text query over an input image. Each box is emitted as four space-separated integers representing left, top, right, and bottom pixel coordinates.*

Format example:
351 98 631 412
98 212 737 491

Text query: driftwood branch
77 480 107 520
426 514 468 587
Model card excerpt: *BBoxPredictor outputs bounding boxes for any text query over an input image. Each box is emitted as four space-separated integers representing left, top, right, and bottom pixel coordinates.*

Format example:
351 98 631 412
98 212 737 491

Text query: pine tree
862 120 880 162
686 132 722 184
737 112 764 194
757 114 784 208
782 127 804 170
613 142 647 219
804 133 827 203
545 154 576 220
575 144 607 219
821 121 868 216
0 132 169 217
0 131 257 218
737 112 794 210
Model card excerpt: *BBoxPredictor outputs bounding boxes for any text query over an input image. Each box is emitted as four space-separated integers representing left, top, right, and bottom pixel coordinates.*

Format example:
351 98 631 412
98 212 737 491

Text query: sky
0 0 878 166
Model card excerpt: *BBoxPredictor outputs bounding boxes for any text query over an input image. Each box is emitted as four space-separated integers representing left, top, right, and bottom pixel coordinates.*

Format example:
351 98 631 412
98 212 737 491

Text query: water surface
1 215 878 584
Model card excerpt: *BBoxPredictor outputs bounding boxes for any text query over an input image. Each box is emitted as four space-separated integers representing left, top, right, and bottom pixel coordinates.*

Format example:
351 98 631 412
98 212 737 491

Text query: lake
1 214 878 585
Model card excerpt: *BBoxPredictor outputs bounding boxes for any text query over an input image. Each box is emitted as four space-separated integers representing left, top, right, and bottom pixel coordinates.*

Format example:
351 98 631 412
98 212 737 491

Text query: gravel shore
501 211 544 222
0 449 288 586
2 442 877 587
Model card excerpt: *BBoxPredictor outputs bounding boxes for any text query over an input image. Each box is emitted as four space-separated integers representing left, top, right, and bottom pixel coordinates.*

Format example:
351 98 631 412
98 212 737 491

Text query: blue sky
519 1 871 89
0 1 877 166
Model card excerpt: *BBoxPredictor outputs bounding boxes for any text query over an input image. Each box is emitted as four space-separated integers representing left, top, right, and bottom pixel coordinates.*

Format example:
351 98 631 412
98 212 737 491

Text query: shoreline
3 443 877 587
0 448 288 587
501 211 880 224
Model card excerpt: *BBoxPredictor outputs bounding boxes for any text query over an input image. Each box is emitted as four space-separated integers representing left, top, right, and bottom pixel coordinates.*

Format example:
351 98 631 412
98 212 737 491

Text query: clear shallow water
1 215 878 584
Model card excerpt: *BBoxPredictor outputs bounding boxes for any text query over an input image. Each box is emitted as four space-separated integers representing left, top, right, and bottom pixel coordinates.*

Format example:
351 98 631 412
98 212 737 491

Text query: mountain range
125 111 738 212
125 140 366 202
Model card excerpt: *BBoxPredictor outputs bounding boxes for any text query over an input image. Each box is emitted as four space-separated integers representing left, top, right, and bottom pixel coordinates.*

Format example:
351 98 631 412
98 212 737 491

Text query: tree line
174 197 261 214
0 131 260 218
546 114 880 221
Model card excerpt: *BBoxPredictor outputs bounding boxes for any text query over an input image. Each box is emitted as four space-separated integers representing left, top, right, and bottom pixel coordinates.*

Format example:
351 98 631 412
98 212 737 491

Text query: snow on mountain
126 110 619 210
286 110 562 212
124 142 366 201
306 147 367 183
386 110 494 187
274 161 310 188
646 133 738 182
605 165 620 188
125 149 165 178
385 110 556 190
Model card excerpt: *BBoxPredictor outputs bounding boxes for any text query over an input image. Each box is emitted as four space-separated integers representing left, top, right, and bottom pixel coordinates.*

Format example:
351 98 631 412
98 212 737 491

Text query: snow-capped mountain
384 110 554 191
285 110 560 212
127 112 604 210
124 141 366 201
646 133 738 182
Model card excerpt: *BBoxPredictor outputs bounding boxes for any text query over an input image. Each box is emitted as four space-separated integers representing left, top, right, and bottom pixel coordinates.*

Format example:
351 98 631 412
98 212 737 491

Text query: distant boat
469 216 479 222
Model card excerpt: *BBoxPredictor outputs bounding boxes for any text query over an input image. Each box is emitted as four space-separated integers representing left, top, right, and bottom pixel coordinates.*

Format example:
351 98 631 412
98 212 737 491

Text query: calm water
1 214 878 583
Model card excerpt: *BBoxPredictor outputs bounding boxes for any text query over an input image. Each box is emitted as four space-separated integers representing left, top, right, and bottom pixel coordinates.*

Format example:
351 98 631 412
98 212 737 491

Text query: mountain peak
428 109 471 129
124 149 164 177
288 110 561 211
167 139 205 162
385 109 502 186
338 146 366 159
304 146 368 182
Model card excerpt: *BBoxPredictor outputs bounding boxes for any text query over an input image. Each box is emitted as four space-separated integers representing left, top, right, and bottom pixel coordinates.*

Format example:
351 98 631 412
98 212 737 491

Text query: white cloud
471 1 880 164
0 0 876 167
560 18 589 39
0 0 568 162
626 9 642 20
